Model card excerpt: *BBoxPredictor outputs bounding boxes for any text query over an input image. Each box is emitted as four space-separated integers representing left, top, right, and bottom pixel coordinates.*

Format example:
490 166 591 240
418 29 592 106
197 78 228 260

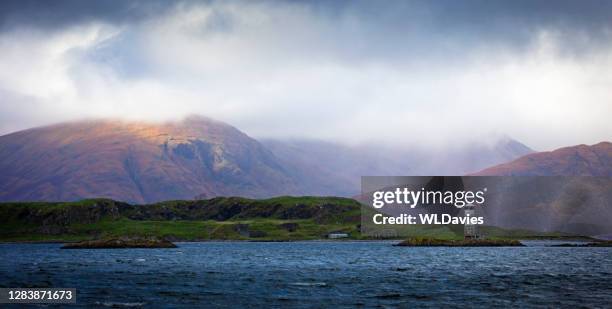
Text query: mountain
468 142 612 235
262 137 533 196
0 116 299 203
472 142 612 176
0 115 534 203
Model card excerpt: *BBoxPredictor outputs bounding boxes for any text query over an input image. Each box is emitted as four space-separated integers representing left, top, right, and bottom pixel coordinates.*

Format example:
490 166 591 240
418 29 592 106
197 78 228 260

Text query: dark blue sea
0 241 610 308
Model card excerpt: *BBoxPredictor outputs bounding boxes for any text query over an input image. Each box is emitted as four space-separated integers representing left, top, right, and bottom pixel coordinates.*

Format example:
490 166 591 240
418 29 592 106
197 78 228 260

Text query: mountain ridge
472 142 612 176
467 142 612 236
0 116 299 203
0 116 535 203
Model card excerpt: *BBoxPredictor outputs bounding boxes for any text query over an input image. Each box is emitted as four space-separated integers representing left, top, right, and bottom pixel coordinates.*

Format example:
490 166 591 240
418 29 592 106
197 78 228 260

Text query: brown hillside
472 142 612 176
0 116 298 203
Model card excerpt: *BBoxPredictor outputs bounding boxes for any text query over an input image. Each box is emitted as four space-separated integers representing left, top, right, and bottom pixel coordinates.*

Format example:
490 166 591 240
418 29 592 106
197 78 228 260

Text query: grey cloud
0 0 610 150
0 0 174 31
326 0 612 59
3 1 612 51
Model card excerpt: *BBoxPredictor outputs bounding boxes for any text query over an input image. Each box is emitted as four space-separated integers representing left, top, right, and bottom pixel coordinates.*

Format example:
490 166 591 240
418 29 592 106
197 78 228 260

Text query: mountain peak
472 141 612 176
0 117 296 203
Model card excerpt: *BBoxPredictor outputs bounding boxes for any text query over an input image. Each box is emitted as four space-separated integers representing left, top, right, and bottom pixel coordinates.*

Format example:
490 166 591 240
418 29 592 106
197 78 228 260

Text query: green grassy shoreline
0 197 588 243
0 218 583 243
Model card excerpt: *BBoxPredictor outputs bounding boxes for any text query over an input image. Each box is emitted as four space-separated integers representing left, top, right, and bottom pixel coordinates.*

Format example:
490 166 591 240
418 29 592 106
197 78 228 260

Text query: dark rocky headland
394 237 524 247
62 236 177 249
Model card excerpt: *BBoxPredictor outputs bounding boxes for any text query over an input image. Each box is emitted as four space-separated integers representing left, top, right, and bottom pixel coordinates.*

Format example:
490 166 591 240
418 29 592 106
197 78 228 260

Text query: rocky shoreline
61 237 177 249
551 241 612 247
394 237 524 247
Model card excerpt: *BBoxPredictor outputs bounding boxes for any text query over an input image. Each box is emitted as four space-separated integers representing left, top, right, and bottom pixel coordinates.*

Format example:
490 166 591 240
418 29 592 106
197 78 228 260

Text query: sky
0 0 611 150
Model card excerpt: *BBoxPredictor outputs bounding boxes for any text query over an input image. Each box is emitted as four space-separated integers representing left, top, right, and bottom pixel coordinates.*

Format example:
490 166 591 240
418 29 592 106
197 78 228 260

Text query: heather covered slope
472 142 612 176
0 116 534 203
0 116 298 203
468 142 612 236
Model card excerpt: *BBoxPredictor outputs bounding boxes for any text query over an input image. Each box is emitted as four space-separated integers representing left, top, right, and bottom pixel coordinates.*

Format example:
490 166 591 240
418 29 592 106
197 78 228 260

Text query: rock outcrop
394 237 524 247
61 236 177 249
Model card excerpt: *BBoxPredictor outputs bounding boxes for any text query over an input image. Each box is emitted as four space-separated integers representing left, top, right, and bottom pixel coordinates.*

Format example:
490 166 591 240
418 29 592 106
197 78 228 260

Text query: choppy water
0 241 610 308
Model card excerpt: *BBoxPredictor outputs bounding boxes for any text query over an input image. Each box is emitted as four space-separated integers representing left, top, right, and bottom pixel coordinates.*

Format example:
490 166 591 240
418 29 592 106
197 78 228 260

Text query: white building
463 203 480 240
328 232 349 239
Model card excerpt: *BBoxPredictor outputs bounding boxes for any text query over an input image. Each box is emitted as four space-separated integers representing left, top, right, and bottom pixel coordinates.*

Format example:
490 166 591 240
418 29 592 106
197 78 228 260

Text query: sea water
0 241 610 308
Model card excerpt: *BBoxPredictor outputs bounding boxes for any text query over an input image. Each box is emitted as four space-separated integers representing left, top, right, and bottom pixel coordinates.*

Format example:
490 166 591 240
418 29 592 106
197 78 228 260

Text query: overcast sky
0 0 611 150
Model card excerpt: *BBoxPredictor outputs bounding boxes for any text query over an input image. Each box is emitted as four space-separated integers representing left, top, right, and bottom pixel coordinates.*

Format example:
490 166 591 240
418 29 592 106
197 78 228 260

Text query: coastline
1 236 598 245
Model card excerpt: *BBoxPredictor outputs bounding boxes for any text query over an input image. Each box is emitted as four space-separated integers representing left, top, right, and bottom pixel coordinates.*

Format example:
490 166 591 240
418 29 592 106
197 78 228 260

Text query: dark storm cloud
326 0 612 57
0 0 175 31
1 0 611 61
3 0 612 39
322 0 612 32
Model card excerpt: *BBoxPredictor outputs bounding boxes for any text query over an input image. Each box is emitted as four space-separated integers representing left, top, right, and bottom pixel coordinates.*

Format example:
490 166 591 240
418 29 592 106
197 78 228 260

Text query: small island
61 236 177 249
394 237 524 247
551 241 612 247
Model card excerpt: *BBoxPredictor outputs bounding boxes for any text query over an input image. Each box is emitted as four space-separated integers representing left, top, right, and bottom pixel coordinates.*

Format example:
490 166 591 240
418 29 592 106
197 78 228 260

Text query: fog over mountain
263 137 533 196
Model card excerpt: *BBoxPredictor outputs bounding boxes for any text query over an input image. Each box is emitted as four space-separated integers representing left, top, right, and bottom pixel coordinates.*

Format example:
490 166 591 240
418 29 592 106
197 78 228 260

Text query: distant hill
263 137 533 195
472 142 612 176
0 116 533 203
0 116 299 203
469 142 612 236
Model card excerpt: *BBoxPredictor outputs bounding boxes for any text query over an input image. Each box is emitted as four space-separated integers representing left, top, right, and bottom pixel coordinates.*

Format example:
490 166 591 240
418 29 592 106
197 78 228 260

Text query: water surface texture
0 241 610 308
